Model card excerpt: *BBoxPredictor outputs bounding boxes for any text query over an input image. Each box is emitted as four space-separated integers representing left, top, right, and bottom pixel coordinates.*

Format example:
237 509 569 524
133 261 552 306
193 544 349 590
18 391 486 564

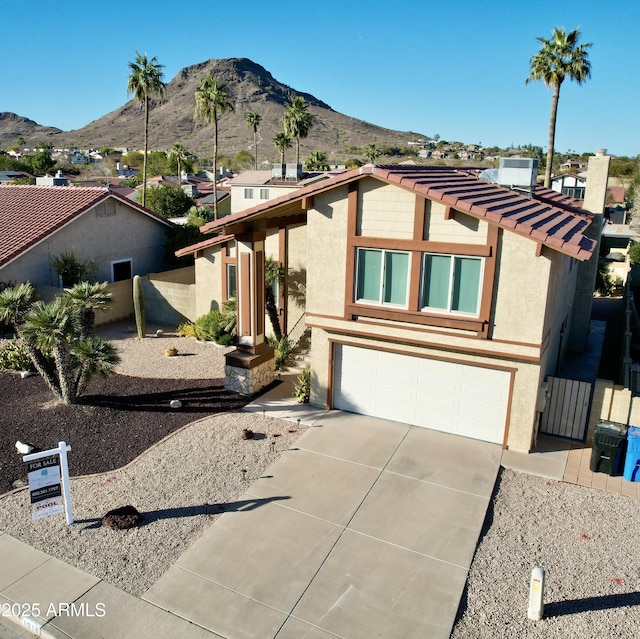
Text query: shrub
596 259 615 297
0 339 35 372
629 242 640 265
294 366 310 404
176 321 197 338
267 336 293 370
194 308 236 345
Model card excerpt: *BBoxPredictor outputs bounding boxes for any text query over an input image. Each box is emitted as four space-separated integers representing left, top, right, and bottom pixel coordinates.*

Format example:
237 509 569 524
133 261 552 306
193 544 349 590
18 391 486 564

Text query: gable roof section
201 165 597 260
0 185 172 269
175 233 233 258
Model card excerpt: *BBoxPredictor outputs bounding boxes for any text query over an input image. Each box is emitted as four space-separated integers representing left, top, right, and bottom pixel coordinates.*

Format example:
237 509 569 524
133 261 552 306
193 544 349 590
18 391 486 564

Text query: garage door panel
334 345 509 444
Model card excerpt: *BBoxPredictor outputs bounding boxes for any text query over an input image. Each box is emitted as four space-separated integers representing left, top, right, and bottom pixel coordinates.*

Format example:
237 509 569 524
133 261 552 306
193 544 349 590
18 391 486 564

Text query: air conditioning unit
498 158 538 193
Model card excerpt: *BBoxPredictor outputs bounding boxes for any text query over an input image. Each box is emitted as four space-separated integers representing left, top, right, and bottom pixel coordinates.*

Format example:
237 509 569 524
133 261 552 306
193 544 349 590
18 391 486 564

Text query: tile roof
203 164 597 260
0 185 170 268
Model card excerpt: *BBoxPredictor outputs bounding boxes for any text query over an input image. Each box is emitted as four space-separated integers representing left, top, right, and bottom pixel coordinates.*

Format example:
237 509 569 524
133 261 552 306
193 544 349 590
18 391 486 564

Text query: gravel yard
1 321 639 637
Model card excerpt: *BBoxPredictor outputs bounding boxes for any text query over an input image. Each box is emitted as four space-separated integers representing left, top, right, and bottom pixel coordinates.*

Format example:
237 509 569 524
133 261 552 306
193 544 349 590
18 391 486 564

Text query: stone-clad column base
224 346 275 396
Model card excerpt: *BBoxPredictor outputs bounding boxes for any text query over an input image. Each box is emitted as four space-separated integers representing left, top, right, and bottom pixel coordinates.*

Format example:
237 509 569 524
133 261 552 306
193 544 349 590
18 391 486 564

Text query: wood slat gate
540 377 592 440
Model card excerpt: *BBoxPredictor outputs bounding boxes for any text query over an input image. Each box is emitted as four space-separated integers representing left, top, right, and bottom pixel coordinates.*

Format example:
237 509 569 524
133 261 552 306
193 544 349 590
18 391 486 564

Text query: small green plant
0 339 34 372
50 250 97 287
267 335 293 370
629 242 640 265
294 366 310 404
176 321 197 337
596 259 615 297
194 306 236 345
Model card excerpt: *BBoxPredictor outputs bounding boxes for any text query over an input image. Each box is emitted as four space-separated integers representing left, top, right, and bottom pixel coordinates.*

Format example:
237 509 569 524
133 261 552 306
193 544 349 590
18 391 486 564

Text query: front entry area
333 344 511 445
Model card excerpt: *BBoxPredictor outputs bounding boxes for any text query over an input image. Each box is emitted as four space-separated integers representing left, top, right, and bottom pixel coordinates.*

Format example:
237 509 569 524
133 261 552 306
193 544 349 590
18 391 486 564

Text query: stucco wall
491 231 552 344
287 223 307 332
307 186 349 318
0 199 169 287
194 245 223 318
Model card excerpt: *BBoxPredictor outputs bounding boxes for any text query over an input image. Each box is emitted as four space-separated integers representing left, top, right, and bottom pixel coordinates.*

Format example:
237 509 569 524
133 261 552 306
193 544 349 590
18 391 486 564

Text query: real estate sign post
23 442 73 524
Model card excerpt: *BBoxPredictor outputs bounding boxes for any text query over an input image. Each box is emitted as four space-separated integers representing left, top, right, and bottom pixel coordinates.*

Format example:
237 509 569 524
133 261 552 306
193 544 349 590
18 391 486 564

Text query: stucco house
179 160 610 453
0 185 173 287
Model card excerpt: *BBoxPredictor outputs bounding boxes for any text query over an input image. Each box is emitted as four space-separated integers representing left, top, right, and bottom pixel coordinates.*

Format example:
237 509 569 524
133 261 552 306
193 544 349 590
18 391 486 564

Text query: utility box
623 425 640 482
590 421 628 476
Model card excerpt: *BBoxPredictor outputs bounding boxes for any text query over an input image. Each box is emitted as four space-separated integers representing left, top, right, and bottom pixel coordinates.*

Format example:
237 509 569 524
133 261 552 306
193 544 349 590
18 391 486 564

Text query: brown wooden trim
408 252 421 311
256 250 264 337
266 213 307 229
279 227 287 335
413 196 427 241
306 321 541 363
479 225 499 327
344 181 359 319
535 242 544 257
240 252 251 336
302 196 314 211
349 236 493 256
221 240 237 302
346 303 486 333
444 206 453 221
225 345 274 369
501 371 515 449
327 339 335 410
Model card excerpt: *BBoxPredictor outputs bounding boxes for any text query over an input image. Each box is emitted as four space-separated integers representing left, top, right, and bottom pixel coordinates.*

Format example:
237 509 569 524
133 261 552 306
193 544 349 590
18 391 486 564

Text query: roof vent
498 158 538 195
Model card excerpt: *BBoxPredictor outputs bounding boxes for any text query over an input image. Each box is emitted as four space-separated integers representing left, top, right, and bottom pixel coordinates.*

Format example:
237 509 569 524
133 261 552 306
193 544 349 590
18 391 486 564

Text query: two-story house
180 160 608 453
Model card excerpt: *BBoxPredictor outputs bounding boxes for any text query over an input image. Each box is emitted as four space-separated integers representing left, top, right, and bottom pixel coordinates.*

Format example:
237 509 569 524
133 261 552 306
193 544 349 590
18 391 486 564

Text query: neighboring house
179 162 607 453
0 170 33 184
551 173 587 200
228 166 344 214
0 185 173 287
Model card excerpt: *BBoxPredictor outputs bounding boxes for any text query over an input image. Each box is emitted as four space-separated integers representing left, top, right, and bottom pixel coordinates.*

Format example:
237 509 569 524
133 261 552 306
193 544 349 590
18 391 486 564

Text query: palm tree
273 131 292 164
245 111 262 170
265 257 283 341
282 96 315 166
170 142 189 184
305 150 328 171
64 282 112 339
526 27 592 188
194 75 234 218
364 144 381 164
127 52 166 207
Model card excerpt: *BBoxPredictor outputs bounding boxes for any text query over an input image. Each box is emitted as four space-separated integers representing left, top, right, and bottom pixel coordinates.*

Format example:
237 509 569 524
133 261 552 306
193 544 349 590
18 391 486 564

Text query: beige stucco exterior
1 198 169 287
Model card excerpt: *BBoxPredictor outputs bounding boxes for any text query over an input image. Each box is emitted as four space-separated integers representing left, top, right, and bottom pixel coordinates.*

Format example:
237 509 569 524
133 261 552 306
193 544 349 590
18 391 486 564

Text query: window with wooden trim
226 263 237 299
421 253 483 316
355 248 410 307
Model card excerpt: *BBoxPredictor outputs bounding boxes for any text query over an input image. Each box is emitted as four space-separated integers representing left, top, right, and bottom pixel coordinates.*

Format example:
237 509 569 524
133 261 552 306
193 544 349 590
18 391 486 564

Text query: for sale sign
25 454 64 520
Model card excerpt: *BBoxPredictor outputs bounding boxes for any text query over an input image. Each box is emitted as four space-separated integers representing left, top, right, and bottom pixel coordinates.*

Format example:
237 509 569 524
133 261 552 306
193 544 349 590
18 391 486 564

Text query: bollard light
527 567 545 621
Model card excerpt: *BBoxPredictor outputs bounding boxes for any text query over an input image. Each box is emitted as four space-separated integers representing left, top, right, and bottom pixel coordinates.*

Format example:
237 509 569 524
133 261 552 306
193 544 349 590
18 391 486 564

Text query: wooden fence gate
540 376 592 440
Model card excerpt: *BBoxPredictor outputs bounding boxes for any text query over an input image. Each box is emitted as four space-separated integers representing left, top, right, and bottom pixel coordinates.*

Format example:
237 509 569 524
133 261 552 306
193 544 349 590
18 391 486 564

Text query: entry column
224 231 275 396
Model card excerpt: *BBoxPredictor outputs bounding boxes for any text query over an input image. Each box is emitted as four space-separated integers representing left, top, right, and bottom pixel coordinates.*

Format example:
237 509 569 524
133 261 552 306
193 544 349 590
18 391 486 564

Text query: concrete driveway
144 410 501 639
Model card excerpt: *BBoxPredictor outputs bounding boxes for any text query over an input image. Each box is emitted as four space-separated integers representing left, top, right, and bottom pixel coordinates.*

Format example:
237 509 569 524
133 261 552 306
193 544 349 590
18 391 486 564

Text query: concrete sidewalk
0 377 502 639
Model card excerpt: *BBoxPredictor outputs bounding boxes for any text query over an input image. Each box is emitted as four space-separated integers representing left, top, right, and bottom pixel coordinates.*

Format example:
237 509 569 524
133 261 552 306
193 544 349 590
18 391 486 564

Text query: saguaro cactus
133 275 146 338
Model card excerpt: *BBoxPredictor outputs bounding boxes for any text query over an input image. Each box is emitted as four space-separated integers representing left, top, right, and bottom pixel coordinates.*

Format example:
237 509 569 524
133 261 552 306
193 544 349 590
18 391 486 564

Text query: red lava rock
101 505 143 530
242 428 255 440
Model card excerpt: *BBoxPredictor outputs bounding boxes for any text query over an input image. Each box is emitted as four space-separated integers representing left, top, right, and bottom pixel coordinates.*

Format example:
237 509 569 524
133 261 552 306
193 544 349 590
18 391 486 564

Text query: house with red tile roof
177 159 610 453
0 185 173 288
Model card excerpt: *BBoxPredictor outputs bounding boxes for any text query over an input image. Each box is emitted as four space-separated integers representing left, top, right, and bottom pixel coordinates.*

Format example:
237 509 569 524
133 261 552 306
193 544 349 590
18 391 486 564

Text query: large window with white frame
421 253 483 316
355 248 410 307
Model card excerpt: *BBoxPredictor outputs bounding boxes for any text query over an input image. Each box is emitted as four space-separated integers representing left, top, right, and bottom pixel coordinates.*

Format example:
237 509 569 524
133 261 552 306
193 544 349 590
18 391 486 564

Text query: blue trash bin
624 426 640 482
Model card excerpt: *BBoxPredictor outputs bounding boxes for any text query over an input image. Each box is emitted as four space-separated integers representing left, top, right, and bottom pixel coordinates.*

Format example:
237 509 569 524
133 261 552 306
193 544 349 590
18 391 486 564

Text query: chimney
568 149 611 353
582 149 611 215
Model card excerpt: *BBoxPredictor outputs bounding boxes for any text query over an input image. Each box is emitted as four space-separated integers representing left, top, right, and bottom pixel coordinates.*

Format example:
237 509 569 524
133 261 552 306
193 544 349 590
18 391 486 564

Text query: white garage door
333 345 510 444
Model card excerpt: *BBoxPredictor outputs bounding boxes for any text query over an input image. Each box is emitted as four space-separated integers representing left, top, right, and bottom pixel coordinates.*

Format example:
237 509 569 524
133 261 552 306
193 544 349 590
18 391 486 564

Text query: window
111 259 132 282
244 188 254 199
421 254 482 316
356 248 410 307
226 264 237 299
260 188 269 200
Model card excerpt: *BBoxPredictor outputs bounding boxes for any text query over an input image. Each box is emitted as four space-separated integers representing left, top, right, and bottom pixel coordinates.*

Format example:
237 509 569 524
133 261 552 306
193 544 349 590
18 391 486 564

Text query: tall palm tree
526 27 592 188
127 52 166 207
170 142 189 184
194 75 234 218
273 131 292 164
282 96 315 166
246 111 262 170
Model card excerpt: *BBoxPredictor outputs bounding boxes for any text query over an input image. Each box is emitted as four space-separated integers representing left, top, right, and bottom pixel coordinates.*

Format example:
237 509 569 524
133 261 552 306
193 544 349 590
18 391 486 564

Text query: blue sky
2 0 637 157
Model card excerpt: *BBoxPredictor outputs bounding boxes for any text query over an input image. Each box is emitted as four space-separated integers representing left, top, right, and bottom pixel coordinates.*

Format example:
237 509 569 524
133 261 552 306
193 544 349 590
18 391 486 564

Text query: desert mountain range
1 58 424 163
